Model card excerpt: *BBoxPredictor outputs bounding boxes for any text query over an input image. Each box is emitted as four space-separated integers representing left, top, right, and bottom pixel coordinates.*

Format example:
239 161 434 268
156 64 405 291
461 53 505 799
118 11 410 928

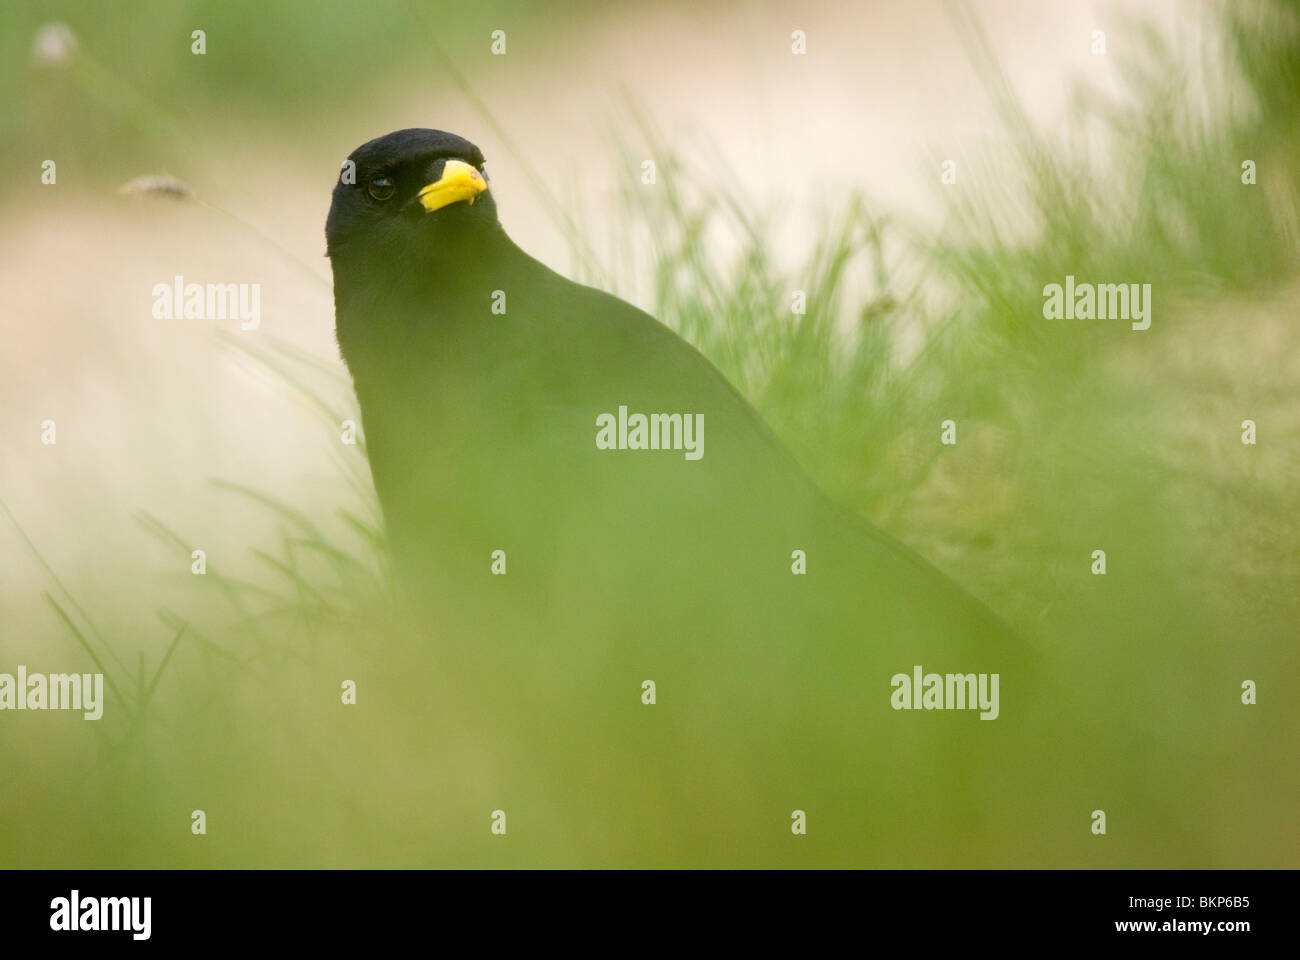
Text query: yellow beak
417 159 488 213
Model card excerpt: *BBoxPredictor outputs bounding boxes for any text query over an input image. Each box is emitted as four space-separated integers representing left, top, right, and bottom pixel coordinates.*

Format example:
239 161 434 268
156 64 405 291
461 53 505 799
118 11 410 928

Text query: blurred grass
0 0 571 181
2 0 1298 867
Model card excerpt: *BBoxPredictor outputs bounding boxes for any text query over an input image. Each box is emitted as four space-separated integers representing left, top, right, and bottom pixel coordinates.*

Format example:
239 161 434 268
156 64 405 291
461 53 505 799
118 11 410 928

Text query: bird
325 128 1019 864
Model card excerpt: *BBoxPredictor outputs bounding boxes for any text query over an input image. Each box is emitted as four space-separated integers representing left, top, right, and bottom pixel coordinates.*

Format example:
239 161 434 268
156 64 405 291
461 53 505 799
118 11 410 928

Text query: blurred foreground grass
2 0 1298 866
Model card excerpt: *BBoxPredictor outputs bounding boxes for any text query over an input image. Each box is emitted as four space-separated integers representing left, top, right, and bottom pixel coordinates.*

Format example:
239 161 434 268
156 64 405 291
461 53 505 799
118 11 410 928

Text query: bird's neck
335 224 526 356
332 223 543 444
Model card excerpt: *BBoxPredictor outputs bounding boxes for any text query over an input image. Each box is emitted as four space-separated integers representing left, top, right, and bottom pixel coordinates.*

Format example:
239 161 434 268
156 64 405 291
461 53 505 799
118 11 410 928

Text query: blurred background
1 0 1297 866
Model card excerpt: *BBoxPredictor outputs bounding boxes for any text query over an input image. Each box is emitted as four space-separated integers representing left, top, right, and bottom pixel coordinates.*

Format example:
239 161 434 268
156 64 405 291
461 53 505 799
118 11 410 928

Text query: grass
2 0 1297 867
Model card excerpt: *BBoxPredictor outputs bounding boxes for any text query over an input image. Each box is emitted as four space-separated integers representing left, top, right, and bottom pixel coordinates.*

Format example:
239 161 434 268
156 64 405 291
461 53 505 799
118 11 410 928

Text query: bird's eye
367 176 395 201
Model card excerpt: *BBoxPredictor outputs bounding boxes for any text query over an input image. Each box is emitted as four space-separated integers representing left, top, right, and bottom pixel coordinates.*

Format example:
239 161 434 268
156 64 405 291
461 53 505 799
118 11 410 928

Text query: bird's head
325 128 500 280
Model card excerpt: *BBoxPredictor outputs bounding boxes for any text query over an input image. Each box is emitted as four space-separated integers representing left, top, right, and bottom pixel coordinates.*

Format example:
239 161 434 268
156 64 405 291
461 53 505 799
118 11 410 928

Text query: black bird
326 129 1016 864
